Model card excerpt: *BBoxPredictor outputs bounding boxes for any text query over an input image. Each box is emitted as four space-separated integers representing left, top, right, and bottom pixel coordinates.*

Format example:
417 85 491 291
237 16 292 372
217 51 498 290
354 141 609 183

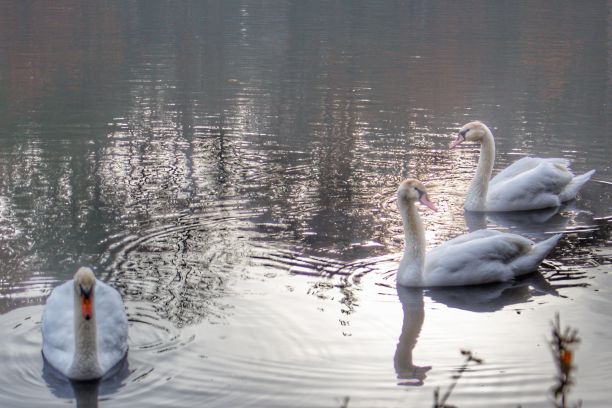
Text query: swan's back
490 157 570 186
424 230 560 287
42 279 128 377
487 158 573 211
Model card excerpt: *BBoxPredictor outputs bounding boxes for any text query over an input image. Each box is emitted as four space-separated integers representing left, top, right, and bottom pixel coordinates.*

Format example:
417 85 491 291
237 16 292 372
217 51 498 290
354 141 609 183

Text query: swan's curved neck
70 286 101 379
397 198 426 286
465 128 495 211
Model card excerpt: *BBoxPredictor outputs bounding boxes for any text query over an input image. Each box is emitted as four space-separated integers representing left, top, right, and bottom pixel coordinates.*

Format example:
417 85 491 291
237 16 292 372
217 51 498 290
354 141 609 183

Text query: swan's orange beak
449 133 465 149
82 296 93 320
419 194 438 212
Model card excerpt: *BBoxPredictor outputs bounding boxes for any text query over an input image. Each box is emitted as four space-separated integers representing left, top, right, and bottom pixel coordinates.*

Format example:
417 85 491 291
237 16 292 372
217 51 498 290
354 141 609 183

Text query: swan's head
397 179 438 211
450 121 491 148
74 267 96 321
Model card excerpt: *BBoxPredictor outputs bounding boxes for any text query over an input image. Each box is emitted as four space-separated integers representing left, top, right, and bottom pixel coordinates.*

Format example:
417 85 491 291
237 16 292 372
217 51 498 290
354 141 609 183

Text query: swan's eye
415 188 424 198
459 129 469 137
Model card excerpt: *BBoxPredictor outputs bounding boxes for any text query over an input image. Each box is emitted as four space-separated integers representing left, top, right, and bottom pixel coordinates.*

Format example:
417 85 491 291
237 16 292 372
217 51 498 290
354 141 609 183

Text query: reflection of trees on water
0 2 610 316
111 220 260 327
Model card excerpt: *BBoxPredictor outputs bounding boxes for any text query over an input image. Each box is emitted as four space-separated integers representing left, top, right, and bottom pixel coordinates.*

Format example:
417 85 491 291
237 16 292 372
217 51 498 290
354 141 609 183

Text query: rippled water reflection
0 1 611 407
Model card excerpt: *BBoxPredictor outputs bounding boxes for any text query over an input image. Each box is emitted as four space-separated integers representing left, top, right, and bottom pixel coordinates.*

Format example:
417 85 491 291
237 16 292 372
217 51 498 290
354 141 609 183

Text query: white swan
396 179 561 287
42 267 128 380
450 121 595 212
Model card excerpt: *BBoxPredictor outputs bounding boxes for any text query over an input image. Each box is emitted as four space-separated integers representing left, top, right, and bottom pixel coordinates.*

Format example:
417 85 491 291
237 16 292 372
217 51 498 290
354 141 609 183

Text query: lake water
0 1 611 407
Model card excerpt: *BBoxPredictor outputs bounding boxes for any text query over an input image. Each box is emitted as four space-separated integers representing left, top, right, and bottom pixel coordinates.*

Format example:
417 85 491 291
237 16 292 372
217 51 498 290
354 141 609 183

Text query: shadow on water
43 357 129 408
425 272 558 313
464 206 573 237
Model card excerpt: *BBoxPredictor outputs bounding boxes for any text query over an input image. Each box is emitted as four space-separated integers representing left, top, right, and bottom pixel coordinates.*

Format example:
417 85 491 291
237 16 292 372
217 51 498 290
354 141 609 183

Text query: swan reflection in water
42 357 129 408
394 286 431 386
462 200 588 239
394 272 557 386
426 271 557 313
463 179 612 239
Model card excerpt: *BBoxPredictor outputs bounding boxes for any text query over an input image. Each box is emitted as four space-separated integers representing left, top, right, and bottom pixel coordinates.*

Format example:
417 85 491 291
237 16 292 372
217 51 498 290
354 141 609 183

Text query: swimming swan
450 121 595 212
396 179 561 287
42 267 128 380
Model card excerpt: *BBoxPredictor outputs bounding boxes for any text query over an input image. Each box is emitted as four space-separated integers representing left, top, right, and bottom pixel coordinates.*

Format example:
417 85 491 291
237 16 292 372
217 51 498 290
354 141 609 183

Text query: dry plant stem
433 350 483 408
550 314 581 408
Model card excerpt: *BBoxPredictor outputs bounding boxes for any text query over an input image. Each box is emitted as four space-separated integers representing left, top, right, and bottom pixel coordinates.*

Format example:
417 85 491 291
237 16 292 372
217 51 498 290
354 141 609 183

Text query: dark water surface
0 1 611 407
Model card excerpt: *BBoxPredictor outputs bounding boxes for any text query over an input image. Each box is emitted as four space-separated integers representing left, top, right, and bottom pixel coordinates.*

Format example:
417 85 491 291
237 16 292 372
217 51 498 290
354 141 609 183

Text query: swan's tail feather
512 233 562 276
559 169 595 202
547 158 571 171
533 233 563 260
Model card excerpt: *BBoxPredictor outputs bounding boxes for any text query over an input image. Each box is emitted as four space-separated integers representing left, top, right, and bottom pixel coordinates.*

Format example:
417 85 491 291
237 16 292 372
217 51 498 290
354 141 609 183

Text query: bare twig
549 314 582 408
433 350 483 408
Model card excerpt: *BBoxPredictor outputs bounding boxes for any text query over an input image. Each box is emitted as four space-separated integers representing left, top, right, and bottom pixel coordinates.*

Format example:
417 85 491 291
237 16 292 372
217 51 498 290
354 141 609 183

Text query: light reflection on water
0 1 611 407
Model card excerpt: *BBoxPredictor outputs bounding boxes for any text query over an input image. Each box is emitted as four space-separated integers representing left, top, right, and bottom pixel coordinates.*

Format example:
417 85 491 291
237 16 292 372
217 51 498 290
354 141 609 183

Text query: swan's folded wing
431 229 503 247
42 281 75 376
95 281 129 373
490 157 570 187
425 232 534 286
486 161 573 211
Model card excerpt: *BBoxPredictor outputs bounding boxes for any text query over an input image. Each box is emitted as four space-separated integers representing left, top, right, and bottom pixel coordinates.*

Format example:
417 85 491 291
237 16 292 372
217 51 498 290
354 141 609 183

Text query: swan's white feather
486 158 573 211
42 279 128 377
425 230 529 286
559 169 596 202
489 157 570 186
